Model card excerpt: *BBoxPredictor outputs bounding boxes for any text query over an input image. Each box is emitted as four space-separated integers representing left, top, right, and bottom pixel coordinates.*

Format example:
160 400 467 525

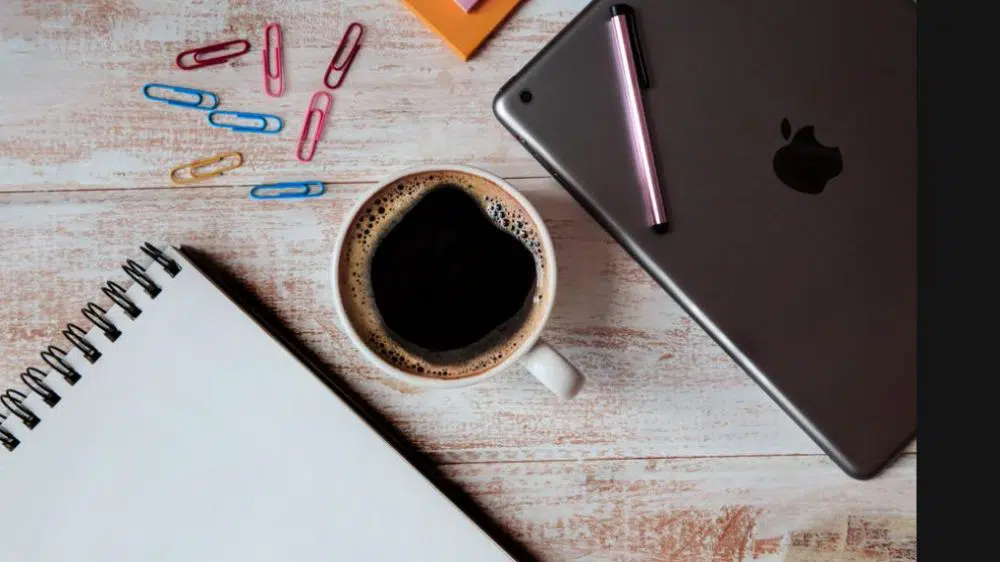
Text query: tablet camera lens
519 90 533 104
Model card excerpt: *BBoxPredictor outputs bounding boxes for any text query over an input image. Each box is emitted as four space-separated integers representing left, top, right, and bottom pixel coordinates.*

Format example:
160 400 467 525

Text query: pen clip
610 4 649 89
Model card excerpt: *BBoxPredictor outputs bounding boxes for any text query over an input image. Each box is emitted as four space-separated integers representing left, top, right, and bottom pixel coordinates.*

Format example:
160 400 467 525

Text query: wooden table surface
0 1 915 560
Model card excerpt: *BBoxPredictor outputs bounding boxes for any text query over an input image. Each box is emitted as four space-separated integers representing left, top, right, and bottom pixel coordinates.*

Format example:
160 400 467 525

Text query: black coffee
370 185 536 359
338 170 551 379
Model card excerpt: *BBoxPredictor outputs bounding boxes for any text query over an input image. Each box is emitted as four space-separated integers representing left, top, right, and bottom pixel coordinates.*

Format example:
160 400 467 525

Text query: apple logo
772 118 843 194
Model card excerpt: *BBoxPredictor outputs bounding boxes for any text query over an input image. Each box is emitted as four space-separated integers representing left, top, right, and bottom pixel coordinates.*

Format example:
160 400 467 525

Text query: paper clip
169 151 244 185
323 22 364 89
263 23 284 97
176 39 251 70
207 110 283 134
296 91 333 163
249 181 326 200
142 83 219 110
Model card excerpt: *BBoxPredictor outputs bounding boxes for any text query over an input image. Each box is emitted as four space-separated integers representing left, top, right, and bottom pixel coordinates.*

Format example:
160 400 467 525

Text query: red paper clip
176 39 251 70
323 22 364 89
296 92 333 163
262 23 284 97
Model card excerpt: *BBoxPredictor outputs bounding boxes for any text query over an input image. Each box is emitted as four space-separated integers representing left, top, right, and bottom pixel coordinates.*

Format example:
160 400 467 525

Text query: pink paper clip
176 39 251 70
262 23 284 97
323 22 364 90
296 91 333 163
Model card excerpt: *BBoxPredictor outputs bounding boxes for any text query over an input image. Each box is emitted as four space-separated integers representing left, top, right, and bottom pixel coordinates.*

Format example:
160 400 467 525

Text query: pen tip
651 222 670 235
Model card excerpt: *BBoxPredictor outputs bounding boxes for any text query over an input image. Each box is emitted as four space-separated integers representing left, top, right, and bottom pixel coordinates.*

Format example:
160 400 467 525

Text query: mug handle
519 339 585 399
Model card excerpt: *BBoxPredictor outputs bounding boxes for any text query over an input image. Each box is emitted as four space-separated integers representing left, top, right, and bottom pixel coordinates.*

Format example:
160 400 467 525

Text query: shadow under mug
330 164 585 399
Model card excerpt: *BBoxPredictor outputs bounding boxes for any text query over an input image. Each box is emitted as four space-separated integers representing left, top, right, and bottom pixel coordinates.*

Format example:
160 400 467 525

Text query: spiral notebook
0 244 516 562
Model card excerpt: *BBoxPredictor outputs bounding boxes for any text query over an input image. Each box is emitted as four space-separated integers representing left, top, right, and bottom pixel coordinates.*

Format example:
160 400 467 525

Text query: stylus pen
608 4 669 233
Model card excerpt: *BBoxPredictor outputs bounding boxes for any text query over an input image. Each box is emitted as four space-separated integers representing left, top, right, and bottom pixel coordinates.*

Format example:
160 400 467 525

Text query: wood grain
0 180 914 462
447 454 916 561
0 0 588 192
0 1 916 559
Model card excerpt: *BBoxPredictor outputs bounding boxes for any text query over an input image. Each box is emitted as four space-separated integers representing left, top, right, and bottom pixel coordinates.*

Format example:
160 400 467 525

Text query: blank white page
0 247 514 562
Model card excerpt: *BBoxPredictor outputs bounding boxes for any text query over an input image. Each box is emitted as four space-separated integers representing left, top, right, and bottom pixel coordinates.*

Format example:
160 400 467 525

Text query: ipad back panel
494 0 915 478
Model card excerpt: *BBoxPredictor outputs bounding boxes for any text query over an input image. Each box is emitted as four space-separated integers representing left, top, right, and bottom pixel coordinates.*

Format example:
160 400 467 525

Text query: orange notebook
399 0 524 61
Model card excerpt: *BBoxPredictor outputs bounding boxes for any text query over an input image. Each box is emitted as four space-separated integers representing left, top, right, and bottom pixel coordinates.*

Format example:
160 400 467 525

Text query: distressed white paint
0 1 915 560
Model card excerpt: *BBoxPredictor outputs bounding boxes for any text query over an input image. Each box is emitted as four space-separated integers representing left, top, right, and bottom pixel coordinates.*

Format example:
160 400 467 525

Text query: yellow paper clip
169 151 244 185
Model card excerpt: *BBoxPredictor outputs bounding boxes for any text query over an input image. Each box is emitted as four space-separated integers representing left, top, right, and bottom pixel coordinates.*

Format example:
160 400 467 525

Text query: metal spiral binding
1 390 40 429
142 242 181 277
40 346 81 385
0 415 19 451
124 259 161 298
0 243 182 452
82 303 121 342
103 281 142 319
21 367 60 406
62 323 101 363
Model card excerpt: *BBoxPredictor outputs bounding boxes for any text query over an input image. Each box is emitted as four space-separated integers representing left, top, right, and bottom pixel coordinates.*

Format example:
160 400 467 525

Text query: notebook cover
0 246 525 561
180 248 536 561
400 0 523 60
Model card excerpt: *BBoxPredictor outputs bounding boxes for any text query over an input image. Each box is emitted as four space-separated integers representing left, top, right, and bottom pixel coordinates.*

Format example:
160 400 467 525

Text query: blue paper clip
249 181 326 200
207 110 283 134
142 83 219 110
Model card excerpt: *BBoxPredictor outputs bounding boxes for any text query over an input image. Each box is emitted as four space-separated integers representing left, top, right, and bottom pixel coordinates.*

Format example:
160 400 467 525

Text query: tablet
494 0 915 479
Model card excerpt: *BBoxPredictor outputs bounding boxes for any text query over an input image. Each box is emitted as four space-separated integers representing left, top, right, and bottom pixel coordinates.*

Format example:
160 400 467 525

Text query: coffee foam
338 171 550 379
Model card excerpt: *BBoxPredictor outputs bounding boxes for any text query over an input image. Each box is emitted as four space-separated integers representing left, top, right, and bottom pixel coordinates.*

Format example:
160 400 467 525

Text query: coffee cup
331 165 585 399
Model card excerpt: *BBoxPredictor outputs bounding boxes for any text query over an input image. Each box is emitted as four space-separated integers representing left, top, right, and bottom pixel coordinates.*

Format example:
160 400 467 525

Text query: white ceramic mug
331 165 585 399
